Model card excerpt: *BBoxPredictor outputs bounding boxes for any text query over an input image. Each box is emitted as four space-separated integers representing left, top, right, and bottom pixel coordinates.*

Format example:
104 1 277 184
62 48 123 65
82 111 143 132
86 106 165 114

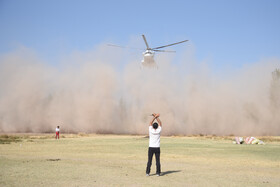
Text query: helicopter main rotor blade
107 44 126 48
152 49 176 53
107 44 143 50
152 40 188 50
142 35 150 49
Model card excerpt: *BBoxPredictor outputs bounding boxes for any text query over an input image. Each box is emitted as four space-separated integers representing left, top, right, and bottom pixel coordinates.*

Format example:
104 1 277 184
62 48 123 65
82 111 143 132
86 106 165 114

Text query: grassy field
0 134 279 187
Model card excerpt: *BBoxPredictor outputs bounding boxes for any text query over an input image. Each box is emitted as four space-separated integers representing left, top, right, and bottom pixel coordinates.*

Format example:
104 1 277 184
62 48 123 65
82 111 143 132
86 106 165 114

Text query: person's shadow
160 170 181 176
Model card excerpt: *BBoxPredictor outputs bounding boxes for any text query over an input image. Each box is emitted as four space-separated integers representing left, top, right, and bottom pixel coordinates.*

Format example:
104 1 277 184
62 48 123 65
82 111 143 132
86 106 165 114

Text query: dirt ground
0 134 279 186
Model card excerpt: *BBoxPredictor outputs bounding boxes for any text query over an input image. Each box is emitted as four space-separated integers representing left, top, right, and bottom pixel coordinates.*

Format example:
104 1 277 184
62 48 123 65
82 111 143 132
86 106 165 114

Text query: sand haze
0 47 279 135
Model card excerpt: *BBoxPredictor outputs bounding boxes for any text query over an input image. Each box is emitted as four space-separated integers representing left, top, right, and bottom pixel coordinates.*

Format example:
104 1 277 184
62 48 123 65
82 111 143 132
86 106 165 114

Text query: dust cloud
0 47 279 135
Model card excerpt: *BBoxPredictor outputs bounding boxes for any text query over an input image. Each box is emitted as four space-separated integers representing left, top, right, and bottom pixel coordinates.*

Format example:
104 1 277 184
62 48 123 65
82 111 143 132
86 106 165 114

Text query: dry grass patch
0 134 22 144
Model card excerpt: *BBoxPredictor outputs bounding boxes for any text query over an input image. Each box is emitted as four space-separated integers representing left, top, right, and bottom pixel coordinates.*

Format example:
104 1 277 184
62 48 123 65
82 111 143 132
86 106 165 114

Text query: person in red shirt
55 126 60 139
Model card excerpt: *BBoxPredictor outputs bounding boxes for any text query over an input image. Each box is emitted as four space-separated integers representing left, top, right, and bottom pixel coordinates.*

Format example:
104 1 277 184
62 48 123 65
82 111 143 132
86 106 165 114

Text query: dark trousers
146 147 161 174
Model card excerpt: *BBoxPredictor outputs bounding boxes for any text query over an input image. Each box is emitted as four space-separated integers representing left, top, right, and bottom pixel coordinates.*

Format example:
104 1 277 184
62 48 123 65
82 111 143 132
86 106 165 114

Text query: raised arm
150 113 157 126
155 114 162 127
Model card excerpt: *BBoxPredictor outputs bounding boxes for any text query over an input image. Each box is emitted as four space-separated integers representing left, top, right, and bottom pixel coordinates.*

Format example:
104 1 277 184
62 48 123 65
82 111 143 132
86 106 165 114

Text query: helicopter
108 35 188 68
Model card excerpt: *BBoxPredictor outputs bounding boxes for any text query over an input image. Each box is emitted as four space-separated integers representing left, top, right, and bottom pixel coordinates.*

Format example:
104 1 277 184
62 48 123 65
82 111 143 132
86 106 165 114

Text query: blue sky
0 0 279 69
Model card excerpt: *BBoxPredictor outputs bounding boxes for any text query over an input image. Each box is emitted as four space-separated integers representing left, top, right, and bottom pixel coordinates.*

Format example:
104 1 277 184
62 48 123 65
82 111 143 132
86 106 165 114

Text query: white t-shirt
149 126 162 148
56 128 59 132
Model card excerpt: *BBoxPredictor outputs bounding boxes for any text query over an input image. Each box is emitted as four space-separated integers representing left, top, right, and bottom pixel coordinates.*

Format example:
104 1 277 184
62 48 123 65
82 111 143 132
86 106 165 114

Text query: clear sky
0 0 280 69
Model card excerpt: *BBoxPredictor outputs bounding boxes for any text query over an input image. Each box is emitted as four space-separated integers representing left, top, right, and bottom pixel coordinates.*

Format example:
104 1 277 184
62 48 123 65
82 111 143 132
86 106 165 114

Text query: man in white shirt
146 113 162 176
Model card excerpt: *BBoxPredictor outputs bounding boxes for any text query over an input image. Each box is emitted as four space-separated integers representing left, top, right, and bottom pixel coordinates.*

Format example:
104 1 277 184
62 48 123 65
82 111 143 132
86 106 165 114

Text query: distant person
146 113 162 177
55 126 60 139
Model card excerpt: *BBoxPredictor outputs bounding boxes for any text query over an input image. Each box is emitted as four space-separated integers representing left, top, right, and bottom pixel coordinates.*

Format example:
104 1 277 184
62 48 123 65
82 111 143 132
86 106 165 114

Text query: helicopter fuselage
141 49 156 67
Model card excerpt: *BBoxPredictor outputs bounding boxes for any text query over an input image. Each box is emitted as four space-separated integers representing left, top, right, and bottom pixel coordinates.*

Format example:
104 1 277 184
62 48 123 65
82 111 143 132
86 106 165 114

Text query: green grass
0 134 279 187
